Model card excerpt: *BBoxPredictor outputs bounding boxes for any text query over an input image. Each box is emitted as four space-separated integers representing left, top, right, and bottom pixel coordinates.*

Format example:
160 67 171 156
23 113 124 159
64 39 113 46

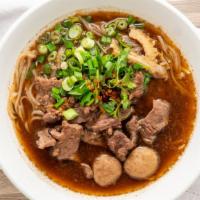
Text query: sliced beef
72 106 98 124
36 128 56 149
124 146 160 180
91 116 121 132
61 96 76 110
35 77 62 95
119 107 134 121
129 72 145 101
43 109 61 124
126 115 139 147
138 99 170 144
107 130 134 161
35 77 62 110
37 94 54 108
81 130 105 147
81 163 93 179
52 121 83 160
93 154 122 187
49 127 65 140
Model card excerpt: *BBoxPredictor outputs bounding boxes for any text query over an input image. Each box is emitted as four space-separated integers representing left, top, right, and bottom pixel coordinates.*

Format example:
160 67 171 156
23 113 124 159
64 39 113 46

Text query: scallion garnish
63 108 79 120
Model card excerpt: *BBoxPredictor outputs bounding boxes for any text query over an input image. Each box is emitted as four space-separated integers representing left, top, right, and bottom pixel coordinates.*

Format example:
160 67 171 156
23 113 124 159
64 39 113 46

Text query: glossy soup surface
13 11 196 196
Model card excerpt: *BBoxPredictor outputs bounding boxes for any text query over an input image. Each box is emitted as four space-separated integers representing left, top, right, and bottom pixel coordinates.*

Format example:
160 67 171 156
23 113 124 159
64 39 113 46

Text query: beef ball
93 154 122 187
124 146 160 180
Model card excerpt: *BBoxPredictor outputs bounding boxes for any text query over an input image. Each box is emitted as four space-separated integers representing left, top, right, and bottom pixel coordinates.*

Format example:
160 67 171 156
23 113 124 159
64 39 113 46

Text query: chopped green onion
86 31 94 39
134 22 145 29
67 57 80 70
102 100 117 116
105 61 114 78
43 64 52 76
50 31 61 44
46 42 56 52
127 16 136 25
80 92 94 106
65 49 73 58
52 87 60 95
38 32 51 44
116 19 128 30
69 16 80 23
48 51 57 62
63 108 79 120
102 54 113 66
68 24 83 40
74 71 82 80
55 23 63 32
87 59 96 76
60 28 68 36
105 26 116 37
62 76 77 91
63 39 74 49
37 55 45 64
26 63 36 79
133 63 144 71
68 81 89 96
81 37 95 49
107 22 117 29
100 36 112 45
61 53 67 61
54 98 65 109
60 62 68 69
38 44 48 55
62 19 73 28
121 90 131 109
74 46 90 64
83 16 93 23
62 77 73 91
56 69 68 79
92 57 99 68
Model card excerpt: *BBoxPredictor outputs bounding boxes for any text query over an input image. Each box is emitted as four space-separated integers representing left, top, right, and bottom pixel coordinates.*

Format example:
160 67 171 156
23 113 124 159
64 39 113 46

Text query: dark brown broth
13 11 196 196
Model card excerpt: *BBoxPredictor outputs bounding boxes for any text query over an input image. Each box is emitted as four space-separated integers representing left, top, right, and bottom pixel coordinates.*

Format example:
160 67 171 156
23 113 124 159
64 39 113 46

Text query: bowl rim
0 0 200 200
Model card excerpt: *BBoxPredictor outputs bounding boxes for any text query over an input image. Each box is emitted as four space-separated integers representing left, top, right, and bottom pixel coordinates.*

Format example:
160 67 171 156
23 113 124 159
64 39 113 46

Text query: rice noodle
25 83 40 107
157 35 188 95
32 110 44 116
96 41 107 54
30 116 43 123
8 50 37 128
24 122 31 133
157 36 168 54
80 17 104 36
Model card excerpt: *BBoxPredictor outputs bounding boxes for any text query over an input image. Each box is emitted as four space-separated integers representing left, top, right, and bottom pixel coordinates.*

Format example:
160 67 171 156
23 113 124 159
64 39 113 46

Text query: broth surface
12 11 196 196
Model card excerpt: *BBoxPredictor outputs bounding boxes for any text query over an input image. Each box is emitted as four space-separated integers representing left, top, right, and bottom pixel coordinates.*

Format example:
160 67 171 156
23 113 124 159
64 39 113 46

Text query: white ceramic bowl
0 0 200 199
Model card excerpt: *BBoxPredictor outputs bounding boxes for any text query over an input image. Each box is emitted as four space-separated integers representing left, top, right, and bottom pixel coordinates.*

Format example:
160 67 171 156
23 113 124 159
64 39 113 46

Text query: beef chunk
72 106 98 124
35 77 62 110
119 107 134 121
52 121 83 160
126 115 139 147
129 72 145 101
124 146 160 180
81 163 93 179
93 154 122 187
36 128 56 149
81 130 105 147
37 94 54 107
107 130 134 161
35 77 62 95
91 116 121 132
49 127 65 140
43 109 61 124
138 99 170 144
